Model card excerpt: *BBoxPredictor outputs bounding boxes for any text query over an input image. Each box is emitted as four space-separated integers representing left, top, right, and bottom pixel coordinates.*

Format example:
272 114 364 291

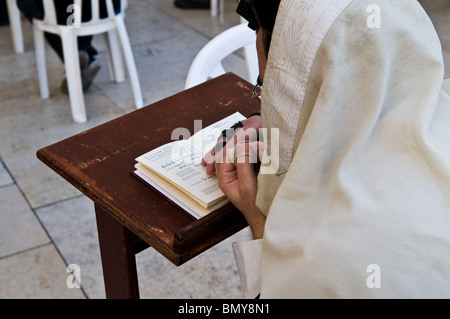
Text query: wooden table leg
94 203 140 299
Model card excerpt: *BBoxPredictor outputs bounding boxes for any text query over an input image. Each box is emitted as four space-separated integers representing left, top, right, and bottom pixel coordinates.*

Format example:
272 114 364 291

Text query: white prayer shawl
236 0 450 298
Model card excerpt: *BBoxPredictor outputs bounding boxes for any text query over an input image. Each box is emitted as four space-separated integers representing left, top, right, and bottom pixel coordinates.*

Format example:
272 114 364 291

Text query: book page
134 165 228 219
135 112 246 207
136 140 224 207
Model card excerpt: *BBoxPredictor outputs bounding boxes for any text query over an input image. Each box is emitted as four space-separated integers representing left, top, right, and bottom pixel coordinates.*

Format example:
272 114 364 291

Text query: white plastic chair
185 23 258 89
6 0 24 54
33 0 143 123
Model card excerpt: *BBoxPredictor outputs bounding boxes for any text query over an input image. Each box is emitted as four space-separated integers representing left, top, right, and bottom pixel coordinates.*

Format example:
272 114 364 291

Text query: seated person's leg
16 0 44 21
60 36 101 94
17 0 101 93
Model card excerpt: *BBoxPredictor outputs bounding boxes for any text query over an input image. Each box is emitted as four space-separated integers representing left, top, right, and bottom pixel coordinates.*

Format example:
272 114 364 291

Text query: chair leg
105 30 125 83
6 0 24 54
114 17 143 109
104 32 115 81
219 0 224 24
32 24 49 99
210 0 217 17
60 28 87 123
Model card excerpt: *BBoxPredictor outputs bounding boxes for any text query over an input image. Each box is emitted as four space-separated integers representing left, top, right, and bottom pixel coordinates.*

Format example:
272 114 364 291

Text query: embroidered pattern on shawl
262 0 353 175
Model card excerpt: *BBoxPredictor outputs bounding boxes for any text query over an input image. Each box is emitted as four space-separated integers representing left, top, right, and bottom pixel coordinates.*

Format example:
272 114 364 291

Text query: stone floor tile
0 158 13 187
35 196 106 299
0 244 86 299
0 92 124 208
0 184 49 258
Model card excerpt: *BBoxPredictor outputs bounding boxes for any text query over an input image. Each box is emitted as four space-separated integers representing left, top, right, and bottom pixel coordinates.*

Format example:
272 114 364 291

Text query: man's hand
202 114 262 176
216 141 266 239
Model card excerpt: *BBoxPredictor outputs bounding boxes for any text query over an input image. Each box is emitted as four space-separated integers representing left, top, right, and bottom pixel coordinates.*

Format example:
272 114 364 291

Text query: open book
134 112 246 219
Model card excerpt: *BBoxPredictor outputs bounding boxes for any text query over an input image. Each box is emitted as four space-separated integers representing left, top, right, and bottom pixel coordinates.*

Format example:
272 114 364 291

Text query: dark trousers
17 0 121 62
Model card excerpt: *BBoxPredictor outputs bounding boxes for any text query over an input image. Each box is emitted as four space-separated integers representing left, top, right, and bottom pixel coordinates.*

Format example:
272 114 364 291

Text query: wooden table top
36 73 260 265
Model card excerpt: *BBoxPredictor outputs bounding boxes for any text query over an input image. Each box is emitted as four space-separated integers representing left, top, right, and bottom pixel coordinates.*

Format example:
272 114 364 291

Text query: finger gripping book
133 112 246 219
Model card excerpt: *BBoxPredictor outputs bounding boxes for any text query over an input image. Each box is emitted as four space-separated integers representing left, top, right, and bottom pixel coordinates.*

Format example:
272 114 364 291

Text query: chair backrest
40 0 120 26
185 23 258 89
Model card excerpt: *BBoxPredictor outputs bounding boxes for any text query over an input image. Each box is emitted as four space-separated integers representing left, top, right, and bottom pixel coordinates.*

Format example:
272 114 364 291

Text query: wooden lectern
36 73 260 298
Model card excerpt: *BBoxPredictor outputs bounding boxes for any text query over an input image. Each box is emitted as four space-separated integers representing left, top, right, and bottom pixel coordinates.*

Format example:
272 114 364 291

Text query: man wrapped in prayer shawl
208 0 450 298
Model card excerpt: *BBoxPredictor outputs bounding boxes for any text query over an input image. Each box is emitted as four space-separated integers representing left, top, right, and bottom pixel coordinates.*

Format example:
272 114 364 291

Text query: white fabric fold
253 0 450 298
232 239 262 299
